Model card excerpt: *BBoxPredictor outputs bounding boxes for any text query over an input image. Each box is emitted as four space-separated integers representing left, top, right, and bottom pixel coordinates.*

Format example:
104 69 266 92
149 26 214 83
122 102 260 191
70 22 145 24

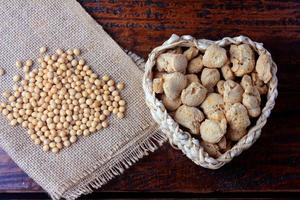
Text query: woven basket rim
142 34 278 169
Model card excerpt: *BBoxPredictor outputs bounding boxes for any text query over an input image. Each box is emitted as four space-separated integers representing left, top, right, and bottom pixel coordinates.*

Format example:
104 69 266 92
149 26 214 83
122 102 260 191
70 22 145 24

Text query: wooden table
1 0 299 198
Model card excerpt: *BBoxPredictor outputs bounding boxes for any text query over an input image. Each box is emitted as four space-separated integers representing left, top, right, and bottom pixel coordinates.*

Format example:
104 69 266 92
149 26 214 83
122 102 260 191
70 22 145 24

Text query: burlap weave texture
0 0 166 199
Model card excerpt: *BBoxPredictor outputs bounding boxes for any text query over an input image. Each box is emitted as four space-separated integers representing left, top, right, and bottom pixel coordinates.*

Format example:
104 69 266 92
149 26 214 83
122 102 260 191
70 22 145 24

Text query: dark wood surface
1 0 300 198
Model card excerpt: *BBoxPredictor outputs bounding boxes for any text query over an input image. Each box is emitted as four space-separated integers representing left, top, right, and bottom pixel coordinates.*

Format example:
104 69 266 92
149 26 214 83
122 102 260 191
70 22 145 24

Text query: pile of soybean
0 47 126 153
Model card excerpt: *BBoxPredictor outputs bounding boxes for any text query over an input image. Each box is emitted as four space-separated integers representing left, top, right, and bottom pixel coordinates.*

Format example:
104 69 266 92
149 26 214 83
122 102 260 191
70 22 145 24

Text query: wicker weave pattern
143 34 278 169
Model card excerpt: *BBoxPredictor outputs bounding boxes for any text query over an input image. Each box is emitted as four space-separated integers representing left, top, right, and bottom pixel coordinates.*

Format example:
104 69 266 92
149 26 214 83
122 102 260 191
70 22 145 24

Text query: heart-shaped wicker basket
142 34 278 169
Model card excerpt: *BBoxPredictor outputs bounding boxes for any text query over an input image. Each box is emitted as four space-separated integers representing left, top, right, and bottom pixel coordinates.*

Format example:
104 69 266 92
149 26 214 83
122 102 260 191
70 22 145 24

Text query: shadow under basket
142 34 278 169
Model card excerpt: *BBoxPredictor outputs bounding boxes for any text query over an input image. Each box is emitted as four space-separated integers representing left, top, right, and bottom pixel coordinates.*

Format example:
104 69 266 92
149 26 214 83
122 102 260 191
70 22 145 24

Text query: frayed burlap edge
62 123 166 200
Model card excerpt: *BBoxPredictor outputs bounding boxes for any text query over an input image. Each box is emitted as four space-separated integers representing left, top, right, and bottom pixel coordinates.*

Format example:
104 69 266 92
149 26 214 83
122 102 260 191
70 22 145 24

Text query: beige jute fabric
0 0 167 199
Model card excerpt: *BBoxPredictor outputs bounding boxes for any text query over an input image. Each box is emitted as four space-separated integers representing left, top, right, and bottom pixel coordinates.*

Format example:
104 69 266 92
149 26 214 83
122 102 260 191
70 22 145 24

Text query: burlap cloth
0 0 166 199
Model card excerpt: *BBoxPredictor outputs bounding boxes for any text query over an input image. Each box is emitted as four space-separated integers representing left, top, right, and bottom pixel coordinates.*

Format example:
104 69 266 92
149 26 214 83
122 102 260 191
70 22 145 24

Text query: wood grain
0 0 299 196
